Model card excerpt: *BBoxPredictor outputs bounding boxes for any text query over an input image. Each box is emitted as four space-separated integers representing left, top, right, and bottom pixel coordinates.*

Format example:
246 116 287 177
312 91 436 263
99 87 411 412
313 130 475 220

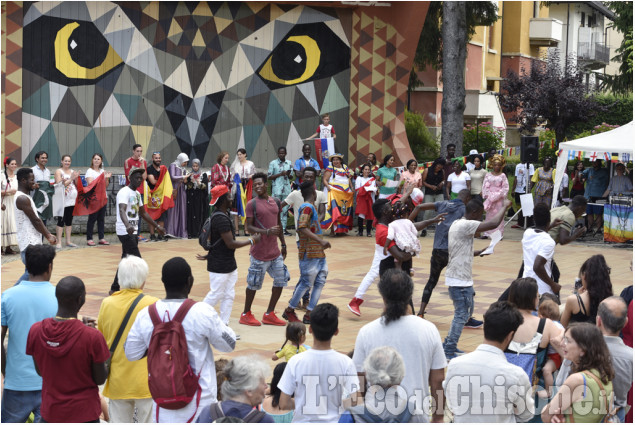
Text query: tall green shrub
566 94 633 138
462 122 505 155
405 109 440 161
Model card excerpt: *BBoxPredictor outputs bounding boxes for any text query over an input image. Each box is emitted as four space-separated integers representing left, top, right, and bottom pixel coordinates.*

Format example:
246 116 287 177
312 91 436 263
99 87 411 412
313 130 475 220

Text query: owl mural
17 2 352 167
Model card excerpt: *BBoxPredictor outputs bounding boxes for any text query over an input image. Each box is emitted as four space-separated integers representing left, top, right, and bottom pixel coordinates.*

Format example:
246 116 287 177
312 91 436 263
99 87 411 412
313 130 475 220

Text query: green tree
405 109 440 161
599 2 633 95
408 2 498 155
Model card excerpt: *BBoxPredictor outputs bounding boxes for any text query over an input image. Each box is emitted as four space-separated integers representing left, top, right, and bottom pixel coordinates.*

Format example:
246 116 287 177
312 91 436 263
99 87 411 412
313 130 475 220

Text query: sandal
87 240 96 246
98 239 110 245
55 244 62 249
66 242 77 248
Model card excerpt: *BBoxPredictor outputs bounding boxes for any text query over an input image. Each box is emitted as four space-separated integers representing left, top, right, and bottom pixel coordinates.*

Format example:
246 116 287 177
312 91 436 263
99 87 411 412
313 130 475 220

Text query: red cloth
375 223 395 250
245 179 253 205
73 173 107 216
145 165 175 220
355 179 375 221
547 352 562 370
26 319 110 423
124 157 147 194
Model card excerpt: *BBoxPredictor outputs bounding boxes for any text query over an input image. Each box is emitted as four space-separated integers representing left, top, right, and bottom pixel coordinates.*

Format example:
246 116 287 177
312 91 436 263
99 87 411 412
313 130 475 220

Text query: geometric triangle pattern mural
2 2 24 164
3 2 425 168
10 1 352 167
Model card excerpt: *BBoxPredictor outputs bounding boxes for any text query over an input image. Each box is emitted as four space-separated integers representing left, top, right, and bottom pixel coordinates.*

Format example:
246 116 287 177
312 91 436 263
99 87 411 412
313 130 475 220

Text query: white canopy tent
552 121 633 208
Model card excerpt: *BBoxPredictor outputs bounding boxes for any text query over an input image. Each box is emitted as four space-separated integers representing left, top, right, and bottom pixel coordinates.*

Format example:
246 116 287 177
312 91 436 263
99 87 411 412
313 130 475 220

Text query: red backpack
148 299 201 423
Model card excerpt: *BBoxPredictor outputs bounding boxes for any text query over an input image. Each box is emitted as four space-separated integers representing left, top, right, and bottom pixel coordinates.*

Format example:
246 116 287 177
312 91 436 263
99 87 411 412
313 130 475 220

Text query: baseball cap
469 149 478 155
128 166 145 178
210 185 229 205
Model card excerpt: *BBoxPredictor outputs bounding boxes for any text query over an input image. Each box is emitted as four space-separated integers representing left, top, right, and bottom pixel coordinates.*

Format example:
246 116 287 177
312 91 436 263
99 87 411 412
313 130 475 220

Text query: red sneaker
347 297 364 316
239 311 261 326
282 307 301 323
262 311 286 326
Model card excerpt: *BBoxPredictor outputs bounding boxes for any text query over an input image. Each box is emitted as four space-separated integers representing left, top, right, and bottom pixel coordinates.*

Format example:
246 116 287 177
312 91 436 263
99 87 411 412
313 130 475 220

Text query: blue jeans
15 249 30 285
291 241 310 302
1 388 42 423
289 256 328 311
444 286 475 355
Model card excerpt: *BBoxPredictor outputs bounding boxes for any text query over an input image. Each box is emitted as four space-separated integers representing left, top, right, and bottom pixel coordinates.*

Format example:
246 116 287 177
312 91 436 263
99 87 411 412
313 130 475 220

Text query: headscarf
173 153 189 171
489 153 506 168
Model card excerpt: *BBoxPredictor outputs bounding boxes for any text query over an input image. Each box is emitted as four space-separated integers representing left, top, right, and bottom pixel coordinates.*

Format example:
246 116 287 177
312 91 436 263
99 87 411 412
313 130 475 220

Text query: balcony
529 18 563 46
578 42 610 68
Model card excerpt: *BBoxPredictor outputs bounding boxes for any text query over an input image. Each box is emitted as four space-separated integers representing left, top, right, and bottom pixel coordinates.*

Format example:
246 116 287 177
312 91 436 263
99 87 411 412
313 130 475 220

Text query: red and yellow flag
144 165 174 220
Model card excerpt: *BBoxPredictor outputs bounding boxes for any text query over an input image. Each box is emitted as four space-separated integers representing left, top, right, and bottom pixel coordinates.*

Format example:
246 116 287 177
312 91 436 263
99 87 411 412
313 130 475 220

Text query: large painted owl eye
258 23 349 89
23 16 123 86
55 22 122 80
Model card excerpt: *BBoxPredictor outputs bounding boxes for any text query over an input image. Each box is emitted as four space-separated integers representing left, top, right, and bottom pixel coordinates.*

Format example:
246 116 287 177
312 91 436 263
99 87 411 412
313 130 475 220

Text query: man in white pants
197 185 260 332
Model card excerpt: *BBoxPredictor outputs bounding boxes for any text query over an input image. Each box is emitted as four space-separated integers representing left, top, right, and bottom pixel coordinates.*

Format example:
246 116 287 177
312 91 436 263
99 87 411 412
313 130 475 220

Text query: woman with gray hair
97 256 159 423
340 346 425 423
196 356 274 423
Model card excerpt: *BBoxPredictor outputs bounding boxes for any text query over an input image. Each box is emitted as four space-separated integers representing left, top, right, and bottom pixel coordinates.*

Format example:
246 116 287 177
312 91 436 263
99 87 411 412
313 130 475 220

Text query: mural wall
2 2 427 168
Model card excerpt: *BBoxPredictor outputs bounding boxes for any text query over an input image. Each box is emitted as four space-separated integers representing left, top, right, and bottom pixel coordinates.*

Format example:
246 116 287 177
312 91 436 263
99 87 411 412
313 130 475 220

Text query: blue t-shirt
196 400 274 423
294 157 321 185
433 199 467 250
582 167 610 198
1 280 57 390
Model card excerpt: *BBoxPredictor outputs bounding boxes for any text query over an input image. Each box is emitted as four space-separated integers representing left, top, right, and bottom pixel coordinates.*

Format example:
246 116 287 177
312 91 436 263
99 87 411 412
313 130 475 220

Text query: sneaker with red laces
262 311 286 326
282 307 301 323
239 311 261 326
347 297 364 316
302 312 311 324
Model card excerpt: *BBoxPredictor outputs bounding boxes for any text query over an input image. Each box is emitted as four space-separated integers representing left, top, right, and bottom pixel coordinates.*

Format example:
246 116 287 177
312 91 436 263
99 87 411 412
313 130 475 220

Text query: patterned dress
482 172 509 237
1 172 18 248
533 167 555 208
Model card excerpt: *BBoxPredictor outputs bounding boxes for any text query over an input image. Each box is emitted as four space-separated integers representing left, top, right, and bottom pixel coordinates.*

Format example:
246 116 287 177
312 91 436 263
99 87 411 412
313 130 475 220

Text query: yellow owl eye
259 35 321 86
54 22 123 80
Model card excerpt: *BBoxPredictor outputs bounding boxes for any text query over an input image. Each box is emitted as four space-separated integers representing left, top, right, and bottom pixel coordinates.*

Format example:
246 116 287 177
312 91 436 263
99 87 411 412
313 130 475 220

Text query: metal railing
578 42 610 65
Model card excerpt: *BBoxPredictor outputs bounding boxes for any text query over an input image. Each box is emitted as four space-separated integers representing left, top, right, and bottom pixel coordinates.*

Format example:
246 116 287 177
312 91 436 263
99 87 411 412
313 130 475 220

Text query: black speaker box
520 136 539 163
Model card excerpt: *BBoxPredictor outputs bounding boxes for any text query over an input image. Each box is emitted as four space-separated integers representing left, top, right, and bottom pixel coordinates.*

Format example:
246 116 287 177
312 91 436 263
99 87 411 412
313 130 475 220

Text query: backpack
148 299 201 423
202 402 267 423
199 211 232 250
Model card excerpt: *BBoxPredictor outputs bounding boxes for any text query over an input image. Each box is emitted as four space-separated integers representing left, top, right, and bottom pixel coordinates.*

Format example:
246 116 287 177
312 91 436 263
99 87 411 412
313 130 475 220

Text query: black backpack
198 211 232 250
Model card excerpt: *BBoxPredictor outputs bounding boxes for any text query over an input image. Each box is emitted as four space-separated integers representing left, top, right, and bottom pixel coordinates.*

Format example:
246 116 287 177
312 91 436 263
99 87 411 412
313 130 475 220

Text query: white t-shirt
277 349 359 423
465 162 476 172
514 163 535 193
115 186 143 236
446 219 481 286
284 190 327 242
522 229 556 295
125 300 236 423
85 167 104 181
31 166 51 183
447 172 471 194
318 124 334 139
14 192 42 251
353 315 447 422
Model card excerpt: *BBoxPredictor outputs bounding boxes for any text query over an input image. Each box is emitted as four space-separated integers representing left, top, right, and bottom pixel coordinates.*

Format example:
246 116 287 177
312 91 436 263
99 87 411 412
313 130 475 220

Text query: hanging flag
587 152 598 161
508 147 513 156
621 153 631 163
142 165 174 220
611 152 619 163
604 152 611 162
314 138 335 169
550 139 556 149
418 163 425 173
425 161 433 168
539 141 545 149
233 173 247 224
567 151 576 160
73 173 108 216
576 151 584 160
557 149 563 157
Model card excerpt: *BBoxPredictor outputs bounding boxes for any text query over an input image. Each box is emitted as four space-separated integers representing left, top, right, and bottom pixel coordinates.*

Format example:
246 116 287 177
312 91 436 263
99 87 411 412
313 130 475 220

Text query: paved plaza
1 228 632 365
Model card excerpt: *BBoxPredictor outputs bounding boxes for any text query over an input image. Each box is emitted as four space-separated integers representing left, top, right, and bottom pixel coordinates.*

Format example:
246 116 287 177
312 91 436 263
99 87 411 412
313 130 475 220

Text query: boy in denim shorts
240 172 290 326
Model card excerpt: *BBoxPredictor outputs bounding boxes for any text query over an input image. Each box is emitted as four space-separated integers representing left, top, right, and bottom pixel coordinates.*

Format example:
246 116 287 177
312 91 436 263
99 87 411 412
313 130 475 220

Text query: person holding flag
231 148 255 236
354 164 376 237
82 153 112 246
145 152 172 241
304 113 336 141
111 167 165 294
321 153 354 234
31 151 55 225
